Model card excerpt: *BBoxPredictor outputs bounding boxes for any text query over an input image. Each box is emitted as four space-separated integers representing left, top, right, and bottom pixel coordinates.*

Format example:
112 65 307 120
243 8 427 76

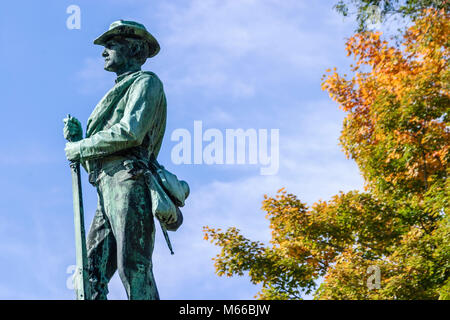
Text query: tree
333 0 449 32
203 8 449 299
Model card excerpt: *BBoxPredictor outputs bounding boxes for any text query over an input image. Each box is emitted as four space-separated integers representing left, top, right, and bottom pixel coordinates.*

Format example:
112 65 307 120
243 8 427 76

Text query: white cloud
75 57 115 95
153 0 351 96
204 106 235 125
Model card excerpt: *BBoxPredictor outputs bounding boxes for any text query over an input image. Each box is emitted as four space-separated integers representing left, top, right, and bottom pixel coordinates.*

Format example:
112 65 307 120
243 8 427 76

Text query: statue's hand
63 115 83 142
65 141 81 162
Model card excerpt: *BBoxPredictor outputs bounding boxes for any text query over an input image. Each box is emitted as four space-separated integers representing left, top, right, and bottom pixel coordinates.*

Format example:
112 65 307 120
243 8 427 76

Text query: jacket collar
115 68 141 83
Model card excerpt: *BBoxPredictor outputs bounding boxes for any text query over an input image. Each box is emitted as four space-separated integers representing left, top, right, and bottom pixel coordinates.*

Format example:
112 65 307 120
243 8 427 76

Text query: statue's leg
86 192 117 300
100 167 159 300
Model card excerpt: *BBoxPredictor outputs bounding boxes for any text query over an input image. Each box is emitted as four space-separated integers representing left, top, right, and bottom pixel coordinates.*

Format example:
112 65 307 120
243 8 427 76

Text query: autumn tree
334 0 449 32
203 8 449 299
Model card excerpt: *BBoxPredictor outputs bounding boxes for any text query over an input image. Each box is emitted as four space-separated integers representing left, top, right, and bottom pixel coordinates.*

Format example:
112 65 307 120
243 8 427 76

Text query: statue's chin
104 60 115 71
104 61 126 73
104 65 115 72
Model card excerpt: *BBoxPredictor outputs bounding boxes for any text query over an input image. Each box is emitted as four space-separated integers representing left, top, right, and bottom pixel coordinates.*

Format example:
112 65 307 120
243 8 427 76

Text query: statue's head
102 36 149 72
94 20 160 73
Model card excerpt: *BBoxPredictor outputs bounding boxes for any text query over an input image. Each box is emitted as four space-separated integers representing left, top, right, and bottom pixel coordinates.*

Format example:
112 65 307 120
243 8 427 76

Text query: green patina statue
63 20 188 300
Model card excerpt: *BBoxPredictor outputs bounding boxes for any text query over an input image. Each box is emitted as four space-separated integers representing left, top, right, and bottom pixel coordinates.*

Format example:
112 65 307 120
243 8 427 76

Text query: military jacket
78 70 167 172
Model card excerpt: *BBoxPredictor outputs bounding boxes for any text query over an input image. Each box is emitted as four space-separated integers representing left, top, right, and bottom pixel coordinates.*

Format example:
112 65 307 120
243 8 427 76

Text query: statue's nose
102 49 108 57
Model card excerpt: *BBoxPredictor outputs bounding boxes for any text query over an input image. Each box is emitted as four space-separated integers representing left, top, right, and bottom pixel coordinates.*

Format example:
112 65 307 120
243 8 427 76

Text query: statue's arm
77 75 164 160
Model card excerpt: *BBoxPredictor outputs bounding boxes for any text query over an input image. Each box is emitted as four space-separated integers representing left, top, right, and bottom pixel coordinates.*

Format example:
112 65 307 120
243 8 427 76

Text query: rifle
66 114 92 300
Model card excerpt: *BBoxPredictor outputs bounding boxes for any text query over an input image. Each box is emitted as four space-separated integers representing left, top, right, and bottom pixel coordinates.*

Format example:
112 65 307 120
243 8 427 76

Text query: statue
63 20 189 300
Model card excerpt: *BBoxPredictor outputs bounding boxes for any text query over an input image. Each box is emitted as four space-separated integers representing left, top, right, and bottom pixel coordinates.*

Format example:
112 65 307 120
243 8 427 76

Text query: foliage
322 8 449 205
334 0 449 32
203 9 449 300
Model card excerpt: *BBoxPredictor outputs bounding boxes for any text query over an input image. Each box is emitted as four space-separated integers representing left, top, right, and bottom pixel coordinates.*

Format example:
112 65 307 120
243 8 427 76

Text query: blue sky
0 0 364 299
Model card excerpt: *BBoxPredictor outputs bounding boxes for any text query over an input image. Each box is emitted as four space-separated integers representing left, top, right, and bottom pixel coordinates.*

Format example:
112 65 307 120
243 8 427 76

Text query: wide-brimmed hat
94 20 160 58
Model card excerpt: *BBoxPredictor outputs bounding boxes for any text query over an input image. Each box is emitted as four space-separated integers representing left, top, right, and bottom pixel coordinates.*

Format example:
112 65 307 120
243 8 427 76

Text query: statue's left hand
65 141 81 162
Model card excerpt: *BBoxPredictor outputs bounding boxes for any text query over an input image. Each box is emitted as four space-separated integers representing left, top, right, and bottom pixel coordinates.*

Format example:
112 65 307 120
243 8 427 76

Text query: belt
94 156 128 171
88 155 150 186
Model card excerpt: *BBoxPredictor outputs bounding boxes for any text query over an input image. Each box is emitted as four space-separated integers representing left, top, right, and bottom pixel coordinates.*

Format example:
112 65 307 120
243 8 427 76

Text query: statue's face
102 38 128 72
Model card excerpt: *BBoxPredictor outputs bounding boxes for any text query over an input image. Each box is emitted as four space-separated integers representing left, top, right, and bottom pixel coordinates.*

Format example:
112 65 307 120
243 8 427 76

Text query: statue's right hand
63 115 83 142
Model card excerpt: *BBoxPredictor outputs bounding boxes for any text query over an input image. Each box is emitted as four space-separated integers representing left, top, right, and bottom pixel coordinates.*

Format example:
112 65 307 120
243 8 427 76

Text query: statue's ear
129 41 140 56
129 40 148 65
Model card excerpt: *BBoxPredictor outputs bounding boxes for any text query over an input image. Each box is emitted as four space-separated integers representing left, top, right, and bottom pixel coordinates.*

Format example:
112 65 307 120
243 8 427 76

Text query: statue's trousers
85 161 159 300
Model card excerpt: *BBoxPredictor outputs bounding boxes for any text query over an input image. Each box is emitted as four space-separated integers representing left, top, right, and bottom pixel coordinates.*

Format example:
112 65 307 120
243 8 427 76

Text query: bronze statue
63 20 188 300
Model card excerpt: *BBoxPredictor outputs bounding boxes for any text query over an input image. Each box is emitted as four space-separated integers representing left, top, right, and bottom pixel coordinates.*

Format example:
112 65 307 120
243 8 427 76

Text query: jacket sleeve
78 74 164 159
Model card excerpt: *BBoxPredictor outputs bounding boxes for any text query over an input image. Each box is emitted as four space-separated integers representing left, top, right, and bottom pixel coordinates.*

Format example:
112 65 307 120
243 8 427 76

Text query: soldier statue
63 20 187 300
